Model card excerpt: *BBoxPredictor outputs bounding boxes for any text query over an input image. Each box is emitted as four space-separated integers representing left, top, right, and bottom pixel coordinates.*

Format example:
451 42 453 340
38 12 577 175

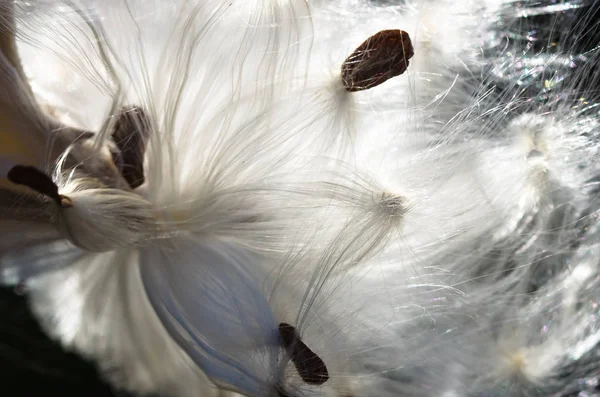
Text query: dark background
0 286 129 396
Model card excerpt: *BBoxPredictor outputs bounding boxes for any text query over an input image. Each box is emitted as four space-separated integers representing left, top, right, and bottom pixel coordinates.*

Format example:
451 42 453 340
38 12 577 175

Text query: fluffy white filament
1 0 599 396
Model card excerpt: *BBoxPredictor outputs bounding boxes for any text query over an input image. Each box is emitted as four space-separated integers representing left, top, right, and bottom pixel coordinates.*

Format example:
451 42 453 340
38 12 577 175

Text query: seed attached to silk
278 322 329 385
342 29 414 92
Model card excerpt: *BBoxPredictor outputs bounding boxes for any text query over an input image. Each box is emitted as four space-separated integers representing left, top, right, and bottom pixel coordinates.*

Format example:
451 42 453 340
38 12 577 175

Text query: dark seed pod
341 29 414 92
111 106 150 189
7 165 72 208
278 323 329 385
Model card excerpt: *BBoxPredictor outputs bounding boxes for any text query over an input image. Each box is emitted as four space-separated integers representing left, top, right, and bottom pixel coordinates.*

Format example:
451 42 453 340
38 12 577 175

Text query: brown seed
278 323 329 385
111 106 150 189
341 29 414 92
59 195 73 208
7 165 68 207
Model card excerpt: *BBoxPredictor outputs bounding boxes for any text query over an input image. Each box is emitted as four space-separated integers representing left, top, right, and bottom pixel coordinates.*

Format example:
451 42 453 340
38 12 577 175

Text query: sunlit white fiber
1 0 600 396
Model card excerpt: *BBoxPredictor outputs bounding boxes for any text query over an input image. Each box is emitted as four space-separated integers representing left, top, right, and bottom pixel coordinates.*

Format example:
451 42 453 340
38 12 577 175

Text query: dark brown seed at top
341 29 414 92
278 323 329 385
111 105 150 190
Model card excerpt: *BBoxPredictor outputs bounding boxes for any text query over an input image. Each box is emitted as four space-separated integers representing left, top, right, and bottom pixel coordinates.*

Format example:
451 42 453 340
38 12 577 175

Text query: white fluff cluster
1 0 600 396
